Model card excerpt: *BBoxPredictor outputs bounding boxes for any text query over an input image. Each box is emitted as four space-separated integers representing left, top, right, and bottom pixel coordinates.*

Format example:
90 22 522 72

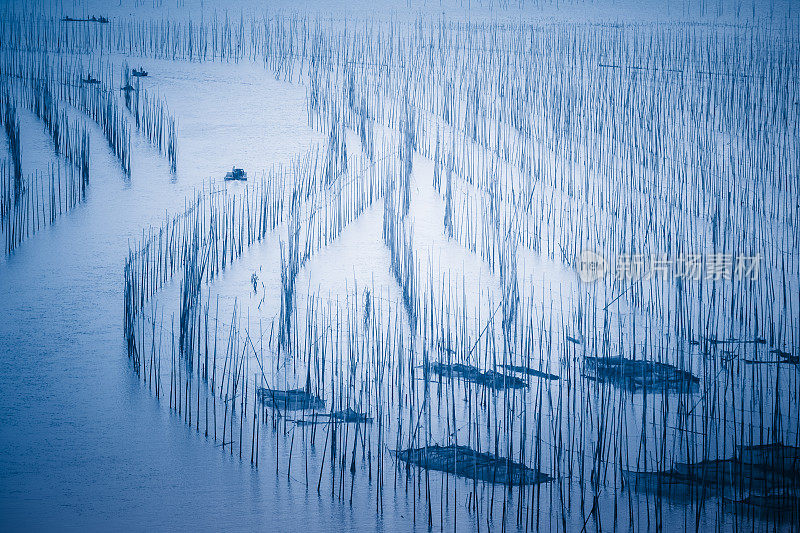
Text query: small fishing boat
224 167 247 181
724 492 800 521
621 468 712 500
583 356 699 392
82 75 101 85
622 468 688 488
256 387 325 411
132 68 148 77
61 16 108 23
672 458 737 487
295 408 373 425
501 364 560 380
739 443 800 476
395 444 553 486
427 362 527 390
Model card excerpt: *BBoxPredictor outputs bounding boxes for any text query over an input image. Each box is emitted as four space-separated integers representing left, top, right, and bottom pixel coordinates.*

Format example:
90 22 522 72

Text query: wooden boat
295 408 372 425
81 75 101 85
583 356 699 392
224 167 247 181
621 468 717 499
501 364 560 380
724 493 800 518
427 362 527 390
256 387 324 411
62 16 108 23
132 68 148 77
623 468 687 487
739 443 800 476
672 458 737 487
396 444 552 486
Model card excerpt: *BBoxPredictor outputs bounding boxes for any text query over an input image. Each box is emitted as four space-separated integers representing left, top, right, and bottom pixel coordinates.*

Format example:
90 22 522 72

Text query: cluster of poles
0 65 90 255
0 19 182 255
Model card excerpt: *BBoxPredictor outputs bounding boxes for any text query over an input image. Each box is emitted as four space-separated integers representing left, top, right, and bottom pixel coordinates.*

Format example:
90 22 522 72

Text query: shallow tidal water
0 57 353 531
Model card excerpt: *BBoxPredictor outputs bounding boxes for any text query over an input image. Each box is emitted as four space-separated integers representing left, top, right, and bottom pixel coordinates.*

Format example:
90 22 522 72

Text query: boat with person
61 15 109 23
224 167 247 181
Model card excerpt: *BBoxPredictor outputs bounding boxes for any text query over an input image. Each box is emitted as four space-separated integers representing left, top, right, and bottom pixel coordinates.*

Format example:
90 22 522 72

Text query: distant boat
61 16 108 23
224 167 247 181
82 75 101 85
132 68 148 77
256 388 324 411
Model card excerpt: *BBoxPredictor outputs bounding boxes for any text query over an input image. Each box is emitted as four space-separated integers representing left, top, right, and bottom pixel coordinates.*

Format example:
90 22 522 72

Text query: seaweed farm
1 0 799 531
